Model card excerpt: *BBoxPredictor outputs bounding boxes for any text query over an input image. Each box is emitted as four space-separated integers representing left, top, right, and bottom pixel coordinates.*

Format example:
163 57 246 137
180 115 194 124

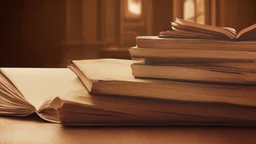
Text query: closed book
136 36 256 51
131 61 256 84
68 59 256 107
129 47 256 60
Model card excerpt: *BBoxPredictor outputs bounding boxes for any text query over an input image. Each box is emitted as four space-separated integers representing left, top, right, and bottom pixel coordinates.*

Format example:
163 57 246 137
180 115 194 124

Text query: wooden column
61 0 101 67
173 0 183 21
216 0 256 31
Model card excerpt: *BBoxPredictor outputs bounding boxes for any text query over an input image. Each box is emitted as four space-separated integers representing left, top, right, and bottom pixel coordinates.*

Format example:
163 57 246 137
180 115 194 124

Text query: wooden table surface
1 114 256 144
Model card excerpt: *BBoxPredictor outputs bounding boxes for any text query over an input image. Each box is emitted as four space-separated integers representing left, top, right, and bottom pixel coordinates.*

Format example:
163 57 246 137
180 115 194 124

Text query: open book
0 68 78 122
2 61 256 125
3 68 256 125
159 18 256 41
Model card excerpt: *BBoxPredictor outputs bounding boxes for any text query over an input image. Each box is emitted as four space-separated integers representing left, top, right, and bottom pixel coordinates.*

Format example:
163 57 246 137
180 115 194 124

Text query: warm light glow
196 0 205 24
184 0 205 24
128 0 142 15
184 0 195 21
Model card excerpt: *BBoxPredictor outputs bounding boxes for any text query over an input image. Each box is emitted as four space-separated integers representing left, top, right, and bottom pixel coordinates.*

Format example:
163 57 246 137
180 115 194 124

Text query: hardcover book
68 59 256 107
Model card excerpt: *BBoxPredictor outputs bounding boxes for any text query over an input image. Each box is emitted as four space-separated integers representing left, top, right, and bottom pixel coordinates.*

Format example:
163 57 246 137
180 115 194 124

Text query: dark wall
1 0 256 67
152 0 173 35
1 1 24 67
216 0 256 32
1 0 62 67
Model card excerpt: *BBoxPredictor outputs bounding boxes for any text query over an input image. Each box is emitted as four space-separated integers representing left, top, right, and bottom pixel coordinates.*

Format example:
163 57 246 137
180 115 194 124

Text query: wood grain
1 114 256 144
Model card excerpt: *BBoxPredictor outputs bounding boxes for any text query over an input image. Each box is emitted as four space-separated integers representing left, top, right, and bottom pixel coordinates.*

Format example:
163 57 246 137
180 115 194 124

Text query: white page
1 68 77 110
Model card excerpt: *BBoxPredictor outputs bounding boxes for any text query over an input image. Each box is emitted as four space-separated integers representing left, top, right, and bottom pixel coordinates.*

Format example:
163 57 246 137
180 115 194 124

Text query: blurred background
1 0 256 67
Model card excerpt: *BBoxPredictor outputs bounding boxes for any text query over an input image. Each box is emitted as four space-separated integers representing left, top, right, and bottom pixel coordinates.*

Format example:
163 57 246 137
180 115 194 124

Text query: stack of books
129 18 256 84
1 18 256 126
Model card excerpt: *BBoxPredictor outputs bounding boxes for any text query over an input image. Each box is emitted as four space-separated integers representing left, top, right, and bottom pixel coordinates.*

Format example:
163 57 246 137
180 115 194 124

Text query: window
173 0 216 25
184 0 205 24
127 0 142 16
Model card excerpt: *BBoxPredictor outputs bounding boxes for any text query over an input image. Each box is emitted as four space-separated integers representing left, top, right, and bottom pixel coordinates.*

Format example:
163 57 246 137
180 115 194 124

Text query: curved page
0 68 77 116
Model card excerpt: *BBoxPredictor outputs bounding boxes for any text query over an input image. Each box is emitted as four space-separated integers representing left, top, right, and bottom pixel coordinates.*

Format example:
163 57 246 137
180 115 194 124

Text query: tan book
136 36 256 51
2 68 256 126
131 61 256 84
159 18 256 41
68 59 256 107
129 47 256 60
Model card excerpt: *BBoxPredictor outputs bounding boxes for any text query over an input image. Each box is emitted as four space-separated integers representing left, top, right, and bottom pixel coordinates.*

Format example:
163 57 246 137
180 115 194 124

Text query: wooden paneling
61 42 101 66
22 0 62 67
173 0 183 21
2 0 256 66
99 0 119 44
1 0 62 67
216 0 256 32
65 0 83 41
81 0 99 41
61 0 102 67
119 0 152 46
64 0 99 42
152 0 173 35
1 1 24 67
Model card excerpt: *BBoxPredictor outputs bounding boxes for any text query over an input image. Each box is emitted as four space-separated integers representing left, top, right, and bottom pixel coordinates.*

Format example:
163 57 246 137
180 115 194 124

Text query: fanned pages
159 18 256 41
0 68 77 117
67 59 256 107
0 69 35 116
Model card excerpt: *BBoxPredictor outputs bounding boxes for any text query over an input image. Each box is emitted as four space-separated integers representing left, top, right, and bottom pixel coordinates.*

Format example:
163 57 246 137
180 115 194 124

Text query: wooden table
1 114 256 144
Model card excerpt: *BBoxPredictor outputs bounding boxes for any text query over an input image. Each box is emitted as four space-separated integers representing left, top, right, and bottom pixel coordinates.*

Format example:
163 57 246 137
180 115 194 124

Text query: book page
236 23 256 41
1 68 77 110
221 27 236 35
175 18 236 40
172 21 227 37
38 76 256 125
159 30 219 39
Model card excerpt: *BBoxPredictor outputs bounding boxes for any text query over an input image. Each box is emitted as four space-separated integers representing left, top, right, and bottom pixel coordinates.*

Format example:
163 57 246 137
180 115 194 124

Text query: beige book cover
68 59 256 107
136 36 256 50
130 58 256 84
129 47 256 60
